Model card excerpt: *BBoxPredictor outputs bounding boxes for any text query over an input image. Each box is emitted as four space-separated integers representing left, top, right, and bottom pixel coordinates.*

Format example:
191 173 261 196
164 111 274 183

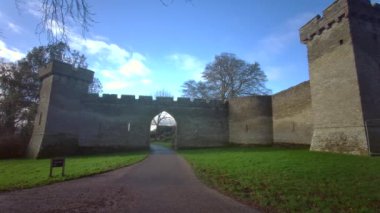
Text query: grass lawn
0 151 147 191
180 147 380 212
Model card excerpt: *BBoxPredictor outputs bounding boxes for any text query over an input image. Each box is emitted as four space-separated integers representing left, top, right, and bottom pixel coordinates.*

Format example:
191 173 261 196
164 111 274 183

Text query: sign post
49 158 65 177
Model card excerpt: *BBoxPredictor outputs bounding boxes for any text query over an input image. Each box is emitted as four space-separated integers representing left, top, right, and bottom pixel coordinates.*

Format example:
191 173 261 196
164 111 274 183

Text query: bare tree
182 53 271 101
15 0 94 43
88 78 103 94
155 89 173 98
151 112 172 128
150 110 176 141
182 80 214 100
13 0 192 43
151 90 174 129
151 89 175 140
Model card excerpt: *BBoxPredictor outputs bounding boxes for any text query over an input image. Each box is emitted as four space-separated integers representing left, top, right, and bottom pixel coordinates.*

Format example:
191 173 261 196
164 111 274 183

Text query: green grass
0 151 147 191
180 147 380 212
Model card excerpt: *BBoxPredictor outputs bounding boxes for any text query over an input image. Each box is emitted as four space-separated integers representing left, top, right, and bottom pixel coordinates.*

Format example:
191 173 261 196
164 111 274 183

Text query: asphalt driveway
0 144 258 213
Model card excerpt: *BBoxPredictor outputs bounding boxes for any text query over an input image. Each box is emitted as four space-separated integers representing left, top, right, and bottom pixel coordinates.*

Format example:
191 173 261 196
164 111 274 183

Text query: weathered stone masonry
27 62 229 158
300 0 380 155
228 81 313 147
27 0 380 158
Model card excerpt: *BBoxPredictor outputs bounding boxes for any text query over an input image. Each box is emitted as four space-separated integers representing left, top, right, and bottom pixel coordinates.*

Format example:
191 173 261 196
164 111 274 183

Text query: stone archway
149 111 177 149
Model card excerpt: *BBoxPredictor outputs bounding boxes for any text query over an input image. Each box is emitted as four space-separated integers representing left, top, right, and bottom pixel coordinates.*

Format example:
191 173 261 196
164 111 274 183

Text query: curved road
0 144 258 213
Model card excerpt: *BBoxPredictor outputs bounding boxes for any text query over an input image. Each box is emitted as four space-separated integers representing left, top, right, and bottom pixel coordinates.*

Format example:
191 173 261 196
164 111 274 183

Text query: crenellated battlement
83 93 226 108
39 60 94 83
300 0 380 44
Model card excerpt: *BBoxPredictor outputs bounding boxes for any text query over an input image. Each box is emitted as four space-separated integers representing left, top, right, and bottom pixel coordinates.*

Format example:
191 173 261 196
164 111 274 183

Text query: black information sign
49 158 65 177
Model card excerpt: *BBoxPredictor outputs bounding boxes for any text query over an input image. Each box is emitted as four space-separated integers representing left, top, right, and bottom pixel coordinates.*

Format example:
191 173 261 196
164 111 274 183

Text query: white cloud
72 36 130 64
45 19 65 37
169 54 203 71
104 81 130 91
141 79 152 85
119 54 150 77
70 34 134 66
7 22 22 33
0 40 25 62
66 31 152 94
168 53 205 81
101 70 117 79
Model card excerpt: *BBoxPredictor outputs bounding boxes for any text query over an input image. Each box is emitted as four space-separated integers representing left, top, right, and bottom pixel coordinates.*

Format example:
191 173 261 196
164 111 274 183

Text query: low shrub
0 135 28 159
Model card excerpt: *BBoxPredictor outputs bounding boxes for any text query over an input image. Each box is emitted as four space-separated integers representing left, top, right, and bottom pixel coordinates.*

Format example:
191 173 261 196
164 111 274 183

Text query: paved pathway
0 144 258 213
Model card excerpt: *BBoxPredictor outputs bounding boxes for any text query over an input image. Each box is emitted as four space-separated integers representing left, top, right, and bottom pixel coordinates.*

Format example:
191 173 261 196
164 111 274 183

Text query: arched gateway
27 61 229 158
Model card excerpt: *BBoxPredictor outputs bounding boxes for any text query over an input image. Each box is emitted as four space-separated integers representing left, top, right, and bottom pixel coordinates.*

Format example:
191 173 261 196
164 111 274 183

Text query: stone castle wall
80 94 229 151
27 61 229 158
228 81 313 146
28 0 380 158
349 1 380 154
28 61 313 158
272 81 313 145
229 96 273 145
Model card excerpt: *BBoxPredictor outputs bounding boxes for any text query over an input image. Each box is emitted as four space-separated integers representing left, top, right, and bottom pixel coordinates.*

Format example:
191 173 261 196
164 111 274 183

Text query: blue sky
1 0 379 98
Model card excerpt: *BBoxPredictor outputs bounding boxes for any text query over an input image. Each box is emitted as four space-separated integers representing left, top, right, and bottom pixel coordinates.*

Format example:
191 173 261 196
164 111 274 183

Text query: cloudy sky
1 0 379 98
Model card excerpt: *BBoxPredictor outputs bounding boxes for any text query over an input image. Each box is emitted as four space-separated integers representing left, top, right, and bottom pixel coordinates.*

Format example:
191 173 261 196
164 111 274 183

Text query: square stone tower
27 61 94 158
300 0 380 155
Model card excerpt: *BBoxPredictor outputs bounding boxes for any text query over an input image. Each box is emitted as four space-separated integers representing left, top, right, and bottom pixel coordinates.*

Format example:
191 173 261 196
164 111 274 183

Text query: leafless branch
16 0 94 44
160 0 174 7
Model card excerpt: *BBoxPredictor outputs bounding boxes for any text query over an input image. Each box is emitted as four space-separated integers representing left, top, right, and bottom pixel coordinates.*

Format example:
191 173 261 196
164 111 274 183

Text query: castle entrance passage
149 111 177 149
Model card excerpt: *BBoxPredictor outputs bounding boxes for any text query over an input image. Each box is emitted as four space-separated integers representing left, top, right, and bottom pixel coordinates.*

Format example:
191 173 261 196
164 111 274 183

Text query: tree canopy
0 42 102 141
182 53 270 101
0 60 39 136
